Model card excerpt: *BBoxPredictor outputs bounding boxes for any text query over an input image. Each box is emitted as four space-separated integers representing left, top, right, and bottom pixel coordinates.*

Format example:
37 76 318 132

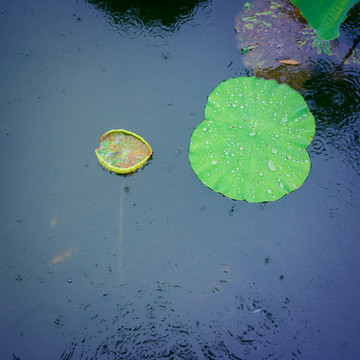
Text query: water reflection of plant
87 0 210 35
304 60 360 172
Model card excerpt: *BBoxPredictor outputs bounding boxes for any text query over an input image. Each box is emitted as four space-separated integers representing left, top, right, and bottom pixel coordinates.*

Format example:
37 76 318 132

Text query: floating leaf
241 43 259 54
95 129 152 174
279 59 300 65
290 0 358 40
189 77 315 203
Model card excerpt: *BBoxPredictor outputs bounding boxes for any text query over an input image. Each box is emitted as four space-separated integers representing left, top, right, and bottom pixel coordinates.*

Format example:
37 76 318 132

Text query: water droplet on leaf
267 159 276 171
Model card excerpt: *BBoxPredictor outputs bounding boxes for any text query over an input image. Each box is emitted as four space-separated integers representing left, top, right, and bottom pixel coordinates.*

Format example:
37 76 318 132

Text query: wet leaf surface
189 77 315 202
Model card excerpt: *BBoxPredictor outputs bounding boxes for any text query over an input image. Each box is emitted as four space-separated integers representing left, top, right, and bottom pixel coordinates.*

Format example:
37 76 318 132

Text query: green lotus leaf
290 0 358 40
189 77 315 203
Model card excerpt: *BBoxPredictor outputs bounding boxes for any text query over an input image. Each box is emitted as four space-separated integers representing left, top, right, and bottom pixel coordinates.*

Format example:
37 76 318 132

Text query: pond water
1 0 360 359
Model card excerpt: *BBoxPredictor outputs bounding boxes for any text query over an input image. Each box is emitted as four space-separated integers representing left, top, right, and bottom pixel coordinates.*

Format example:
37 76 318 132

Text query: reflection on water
305 60 360 172
340 2 360 43
87 0 212 38
306 62 360 122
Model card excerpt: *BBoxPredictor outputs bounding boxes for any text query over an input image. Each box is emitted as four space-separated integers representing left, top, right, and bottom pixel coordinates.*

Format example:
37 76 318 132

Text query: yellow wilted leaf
278 59 300 65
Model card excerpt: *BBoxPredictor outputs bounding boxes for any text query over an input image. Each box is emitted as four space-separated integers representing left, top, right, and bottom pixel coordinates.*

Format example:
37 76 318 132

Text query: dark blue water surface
1 0 360 359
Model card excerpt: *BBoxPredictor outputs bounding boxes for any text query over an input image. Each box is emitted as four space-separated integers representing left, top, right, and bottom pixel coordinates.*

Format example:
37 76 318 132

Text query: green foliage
290 0 358 40
189 77 315 203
